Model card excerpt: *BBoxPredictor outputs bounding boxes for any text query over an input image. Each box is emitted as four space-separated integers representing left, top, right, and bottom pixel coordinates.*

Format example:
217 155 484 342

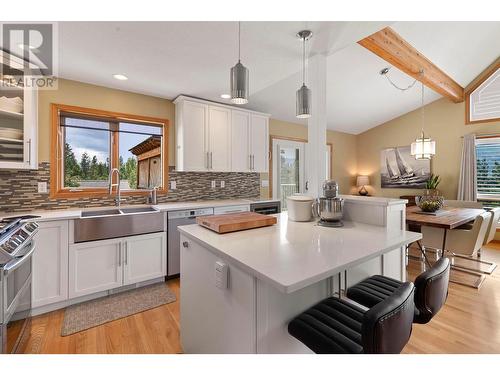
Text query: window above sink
50 104 170 199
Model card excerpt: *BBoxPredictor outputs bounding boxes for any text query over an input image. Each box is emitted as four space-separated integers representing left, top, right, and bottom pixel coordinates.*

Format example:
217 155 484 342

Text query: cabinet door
0 76 38 169
23 86 38 169
68 238 123 298
32 220 69 308
181 101 208 171
250 114 269 173
123 232 167 285
208 106 231 172
231 110 250 172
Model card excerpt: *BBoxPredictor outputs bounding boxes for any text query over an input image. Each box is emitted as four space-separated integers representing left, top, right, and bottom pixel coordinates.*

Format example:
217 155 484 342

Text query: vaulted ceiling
57 21 500 134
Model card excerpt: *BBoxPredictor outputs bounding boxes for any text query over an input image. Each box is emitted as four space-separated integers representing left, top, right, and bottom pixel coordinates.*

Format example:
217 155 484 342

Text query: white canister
287 195 315 222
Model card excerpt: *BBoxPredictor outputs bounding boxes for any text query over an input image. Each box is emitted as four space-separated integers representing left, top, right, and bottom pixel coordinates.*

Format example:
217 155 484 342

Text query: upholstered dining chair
483 207 500 246
421 211 494 274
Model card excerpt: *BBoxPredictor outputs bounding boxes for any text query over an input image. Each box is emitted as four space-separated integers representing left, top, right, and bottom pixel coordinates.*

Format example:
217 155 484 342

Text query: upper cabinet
0 51 38 170
174 96 269 173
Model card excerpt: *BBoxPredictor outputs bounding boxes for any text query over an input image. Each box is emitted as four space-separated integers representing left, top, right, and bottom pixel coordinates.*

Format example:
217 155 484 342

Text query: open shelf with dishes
0 51 38 169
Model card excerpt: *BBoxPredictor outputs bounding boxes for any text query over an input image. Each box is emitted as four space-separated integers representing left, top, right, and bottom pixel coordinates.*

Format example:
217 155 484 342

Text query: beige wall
260 119 358 198
356 98 500 199
38 79 176 165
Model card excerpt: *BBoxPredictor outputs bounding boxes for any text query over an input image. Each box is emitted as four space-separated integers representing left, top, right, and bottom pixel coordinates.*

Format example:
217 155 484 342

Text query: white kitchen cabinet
249 114 269 173
32 220 69 308
176 100 208 172
69 232 167 299
0 51 38 170
230 111 269 173
231 110 251 172
69 238 123 298
208 105 231 172
174 95 269 173
123 232 167 285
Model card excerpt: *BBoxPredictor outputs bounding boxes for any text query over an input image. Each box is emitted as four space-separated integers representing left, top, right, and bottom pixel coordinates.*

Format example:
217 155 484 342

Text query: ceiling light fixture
113 74 128 81
230 21 249 105
220 94 231 99
411 70 436 160
296 30 312 119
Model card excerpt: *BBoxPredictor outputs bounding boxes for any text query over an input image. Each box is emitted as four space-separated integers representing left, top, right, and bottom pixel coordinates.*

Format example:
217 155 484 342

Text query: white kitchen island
178 196 421 353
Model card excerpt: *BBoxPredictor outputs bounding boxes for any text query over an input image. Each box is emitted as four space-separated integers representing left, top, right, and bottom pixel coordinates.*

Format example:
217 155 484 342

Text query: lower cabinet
32 220 69 308
69 232 166 299
123 233 167 285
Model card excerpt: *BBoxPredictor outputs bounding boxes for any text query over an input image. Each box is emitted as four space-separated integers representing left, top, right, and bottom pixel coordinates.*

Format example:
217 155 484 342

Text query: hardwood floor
23 279 181 354
22 242 500 354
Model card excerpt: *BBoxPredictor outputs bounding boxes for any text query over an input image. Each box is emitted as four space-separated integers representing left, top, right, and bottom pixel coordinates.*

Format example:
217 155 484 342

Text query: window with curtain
476 136 500 207
51 104 168 198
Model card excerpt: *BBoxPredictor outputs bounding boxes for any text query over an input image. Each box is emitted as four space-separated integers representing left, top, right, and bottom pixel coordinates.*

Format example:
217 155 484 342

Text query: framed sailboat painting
381 146 431 188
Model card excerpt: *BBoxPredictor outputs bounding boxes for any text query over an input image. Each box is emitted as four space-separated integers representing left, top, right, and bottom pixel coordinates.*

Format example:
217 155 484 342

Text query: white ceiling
56 21 500 134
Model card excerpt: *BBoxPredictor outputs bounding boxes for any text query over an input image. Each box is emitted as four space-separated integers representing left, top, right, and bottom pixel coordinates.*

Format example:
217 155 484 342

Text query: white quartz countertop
0 198 279 222
178 212 422 294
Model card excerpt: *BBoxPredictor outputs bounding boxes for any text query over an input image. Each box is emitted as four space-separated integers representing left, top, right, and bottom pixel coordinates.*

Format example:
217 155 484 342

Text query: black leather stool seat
288 281 415 354
347 258 450 324
347 275 403 308
288 297 365 354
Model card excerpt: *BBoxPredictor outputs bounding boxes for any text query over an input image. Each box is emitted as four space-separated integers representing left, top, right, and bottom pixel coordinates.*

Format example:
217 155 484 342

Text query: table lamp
356 175 370 196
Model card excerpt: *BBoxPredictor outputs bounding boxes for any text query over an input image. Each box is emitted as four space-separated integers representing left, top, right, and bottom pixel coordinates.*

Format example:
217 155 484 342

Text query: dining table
405 205 485 263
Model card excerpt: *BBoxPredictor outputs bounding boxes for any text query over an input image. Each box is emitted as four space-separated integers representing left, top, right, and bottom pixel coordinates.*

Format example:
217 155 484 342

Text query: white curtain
457 133 477 201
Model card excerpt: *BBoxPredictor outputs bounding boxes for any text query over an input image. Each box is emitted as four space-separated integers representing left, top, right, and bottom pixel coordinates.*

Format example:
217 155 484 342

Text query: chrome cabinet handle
27 138 31 165
125 242 128 265
118 243 122 266
249 154 252 170
206 152 209 169
210 152 213 169
182 241 189 248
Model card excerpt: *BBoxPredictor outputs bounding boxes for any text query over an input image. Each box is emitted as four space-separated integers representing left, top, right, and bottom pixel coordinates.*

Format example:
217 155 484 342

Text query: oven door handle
3 245 36 276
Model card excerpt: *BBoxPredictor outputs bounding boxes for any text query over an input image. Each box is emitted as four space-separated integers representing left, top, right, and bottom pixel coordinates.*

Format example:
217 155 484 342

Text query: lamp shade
411 136 436 160
230 61 249 105
356 175 370 187
296 84 311 118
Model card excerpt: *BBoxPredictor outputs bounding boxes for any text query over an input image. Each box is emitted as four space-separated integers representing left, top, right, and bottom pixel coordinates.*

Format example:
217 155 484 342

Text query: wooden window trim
465 59 500 125
50 103 169 199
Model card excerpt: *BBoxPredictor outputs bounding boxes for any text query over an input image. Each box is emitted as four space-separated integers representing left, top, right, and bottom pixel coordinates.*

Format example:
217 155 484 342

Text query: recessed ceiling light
113 74 128 81
220 94 231 99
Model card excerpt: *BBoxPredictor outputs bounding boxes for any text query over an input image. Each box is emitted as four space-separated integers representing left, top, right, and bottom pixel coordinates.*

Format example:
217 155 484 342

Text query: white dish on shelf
0 96 23 114
0 127 23 141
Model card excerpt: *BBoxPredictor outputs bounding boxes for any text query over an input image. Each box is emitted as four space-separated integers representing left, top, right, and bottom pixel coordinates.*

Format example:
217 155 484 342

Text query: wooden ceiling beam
358 27 465 103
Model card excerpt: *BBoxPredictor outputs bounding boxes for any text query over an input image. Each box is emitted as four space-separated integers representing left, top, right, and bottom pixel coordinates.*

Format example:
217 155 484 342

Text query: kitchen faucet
108 168 122 206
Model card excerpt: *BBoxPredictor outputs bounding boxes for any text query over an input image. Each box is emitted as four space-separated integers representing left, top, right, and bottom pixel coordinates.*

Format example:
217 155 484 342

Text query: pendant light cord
421 70 425 137
302 36 305 85
238 21 241 62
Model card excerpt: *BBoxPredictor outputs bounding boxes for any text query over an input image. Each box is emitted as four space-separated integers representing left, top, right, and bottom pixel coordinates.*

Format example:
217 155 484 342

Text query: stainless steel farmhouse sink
75 206 163 242
80 209 122 218
120 206 158 214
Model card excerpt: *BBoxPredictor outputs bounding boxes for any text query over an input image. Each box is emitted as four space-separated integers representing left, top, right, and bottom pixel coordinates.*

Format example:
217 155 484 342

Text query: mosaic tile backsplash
0 162 260 213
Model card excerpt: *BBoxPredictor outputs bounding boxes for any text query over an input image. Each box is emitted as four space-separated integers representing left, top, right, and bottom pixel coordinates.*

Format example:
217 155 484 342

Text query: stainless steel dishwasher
167 208 213 277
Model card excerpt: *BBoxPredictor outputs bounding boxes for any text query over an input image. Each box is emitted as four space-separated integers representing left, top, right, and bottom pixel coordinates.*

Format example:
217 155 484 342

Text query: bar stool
346 258 450 324
288 282 415 354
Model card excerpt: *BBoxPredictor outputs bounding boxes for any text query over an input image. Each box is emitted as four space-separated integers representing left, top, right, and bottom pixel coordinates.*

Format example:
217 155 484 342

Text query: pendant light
296 30 312 119
230 21 249 105
411 71 436 160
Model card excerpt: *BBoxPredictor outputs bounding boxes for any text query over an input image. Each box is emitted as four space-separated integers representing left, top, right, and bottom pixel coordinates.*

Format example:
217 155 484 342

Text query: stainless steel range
0 216 39 354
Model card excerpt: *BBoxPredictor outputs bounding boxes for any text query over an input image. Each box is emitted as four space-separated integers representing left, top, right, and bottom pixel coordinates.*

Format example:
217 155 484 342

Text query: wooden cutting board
196 212 277 234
